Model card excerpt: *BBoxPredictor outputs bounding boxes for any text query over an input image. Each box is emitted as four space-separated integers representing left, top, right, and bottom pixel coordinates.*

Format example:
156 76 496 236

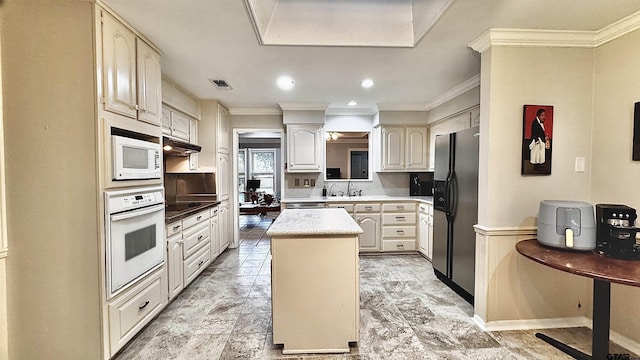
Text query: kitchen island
267 208 363 354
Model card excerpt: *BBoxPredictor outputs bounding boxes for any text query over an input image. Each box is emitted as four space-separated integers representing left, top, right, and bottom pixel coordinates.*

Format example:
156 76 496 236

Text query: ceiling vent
209 79 233 90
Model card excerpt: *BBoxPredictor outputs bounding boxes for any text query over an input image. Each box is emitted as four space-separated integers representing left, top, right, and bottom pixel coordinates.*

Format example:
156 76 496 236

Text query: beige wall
0 15 7 360
482 46 595 227
2 2 102 359
591 28 640 346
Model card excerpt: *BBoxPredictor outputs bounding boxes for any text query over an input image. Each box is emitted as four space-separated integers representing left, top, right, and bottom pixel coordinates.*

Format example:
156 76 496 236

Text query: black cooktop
165 201 220 223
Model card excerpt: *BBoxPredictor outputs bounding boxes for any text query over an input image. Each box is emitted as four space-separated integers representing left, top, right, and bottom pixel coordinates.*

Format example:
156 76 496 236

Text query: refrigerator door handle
444 176 451 216
449 172 458 220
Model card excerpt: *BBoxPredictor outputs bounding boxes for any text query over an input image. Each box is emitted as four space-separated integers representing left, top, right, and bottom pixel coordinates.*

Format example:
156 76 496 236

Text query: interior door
350 150 368 179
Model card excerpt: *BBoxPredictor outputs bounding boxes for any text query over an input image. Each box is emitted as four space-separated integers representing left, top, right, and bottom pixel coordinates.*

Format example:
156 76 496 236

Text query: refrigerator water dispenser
538 200 596 251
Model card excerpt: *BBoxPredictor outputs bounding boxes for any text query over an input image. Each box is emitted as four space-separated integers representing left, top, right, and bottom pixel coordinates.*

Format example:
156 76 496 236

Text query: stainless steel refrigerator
432 126 479 304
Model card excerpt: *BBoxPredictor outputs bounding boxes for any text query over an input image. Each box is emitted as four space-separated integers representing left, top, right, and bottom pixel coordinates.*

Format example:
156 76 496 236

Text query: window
238 148 277 203
238 150 246 203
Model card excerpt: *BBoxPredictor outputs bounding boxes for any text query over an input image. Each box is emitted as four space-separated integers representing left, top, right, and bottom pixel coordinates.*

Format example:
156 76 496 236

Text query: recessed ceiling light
361 78 374 88
347 101 358 106
277 76 295 91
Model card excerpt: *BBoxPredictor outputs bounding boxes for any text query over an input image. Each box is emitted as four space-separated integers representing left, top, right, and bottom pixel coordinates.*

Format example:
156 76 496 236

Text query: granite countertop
267 208 364 236
280 195 433 204
165 201 220 224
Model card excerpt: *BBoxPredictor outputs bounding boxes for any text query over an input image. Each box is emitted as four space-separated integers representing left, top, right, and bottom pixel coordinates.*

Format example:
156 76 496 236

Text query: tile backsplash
284 172 409 198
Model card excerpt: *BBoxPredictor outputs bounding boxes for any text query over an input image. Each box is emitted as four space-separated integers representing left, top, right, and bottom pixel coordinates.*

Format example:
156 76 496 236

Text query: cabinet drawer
184 242 211 286
382 213 416 225
166 221 183 238
382 239 417 252
382 226 416 238
326 203 354 212
182 209 209 229
382 203 415 212
355 203 380 213
210 206 219 218
108 268 165 354
418 203 432 215
182 222 210 259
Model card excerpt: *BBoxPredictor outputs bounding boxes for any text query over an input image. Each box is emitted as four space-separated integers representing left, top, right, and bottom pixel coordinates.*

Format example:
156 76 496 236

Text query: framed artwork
521 105 553 175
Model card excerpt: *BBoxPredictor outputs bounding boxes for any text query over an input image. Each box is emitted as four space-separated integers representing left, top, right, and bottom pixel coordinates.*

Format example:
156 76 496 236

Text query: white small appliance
112 135 161 180
538 200 596 250
105 186 165 297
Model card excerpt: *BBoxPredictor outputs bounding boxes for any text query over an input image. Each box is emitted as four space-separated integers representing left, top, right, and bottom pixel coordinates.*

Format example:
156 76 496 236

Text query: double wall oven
105 186 165 297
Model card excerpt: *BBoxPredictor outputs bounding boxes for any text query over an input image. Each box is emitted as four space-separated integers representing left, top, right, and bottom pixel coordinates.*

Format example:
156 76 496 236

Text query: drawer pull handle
197 216 202 220
397 244 404 248
138 301 150 310
395 216 405 220
198 235 204 241
397 206 404 210
173 225 181 230
365 206 372 210
198 260 205 267
397 230 405 234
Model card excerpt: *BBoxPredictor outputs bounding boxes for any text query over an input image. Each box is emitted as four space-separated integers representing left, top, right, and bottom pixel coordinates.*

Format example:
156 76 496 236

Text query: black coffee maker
595 204 640 260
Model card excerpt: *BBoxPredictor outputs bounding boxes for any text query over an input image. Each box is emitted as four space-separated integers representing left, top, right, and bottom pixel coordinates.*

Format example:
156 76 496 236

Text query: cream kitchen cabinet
217 153 230 200
101 11 161 126
162 77 201 120
219 201 231 252
418 203 433 260
375 126 428 171
286 124 323 172
166 231 183 301
210 207 220 260
381 202 417 252
354 203 381 252
217 104 230 154
166 109 191 141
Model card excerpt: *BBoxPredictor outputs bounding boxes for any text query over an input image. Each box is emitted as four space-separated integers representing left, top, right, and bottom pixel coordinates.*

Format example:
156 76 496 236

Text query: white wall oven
105 186 165 297
112 134 161 180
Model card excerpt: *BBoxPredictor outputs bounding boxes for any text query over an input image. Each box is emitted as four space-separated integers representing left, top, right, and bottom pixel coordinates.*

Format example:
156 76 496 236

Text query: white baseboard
472 315 590 332
473 315 640 354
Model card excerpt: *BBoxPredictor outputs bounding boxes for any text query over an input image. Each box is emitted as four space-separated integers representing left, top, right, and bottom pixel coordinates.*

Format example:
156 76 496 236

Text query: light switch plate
310 178 316 187
294 178 300 187
575 157 585 172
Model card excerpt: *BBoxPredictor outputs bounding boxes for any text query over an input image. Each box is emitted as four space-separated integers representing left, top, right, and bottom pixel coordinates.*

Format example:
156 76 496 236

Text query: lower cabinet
418 203 433 260
354 203 381 253
108 267 167 354
381 202 417 252
166 205 223 303
219 201 231 252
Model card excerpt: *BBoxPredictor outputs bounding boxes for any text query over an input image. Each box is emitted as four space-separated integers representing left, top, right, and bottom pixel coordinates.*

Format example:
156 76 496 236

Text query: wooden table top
516 239 640 287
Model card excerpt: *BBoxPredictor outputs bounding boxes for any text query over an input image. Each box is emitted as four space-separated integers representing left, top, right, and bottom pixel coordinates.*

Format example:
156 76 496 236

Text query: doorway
349 149 369 179
231 129 284 247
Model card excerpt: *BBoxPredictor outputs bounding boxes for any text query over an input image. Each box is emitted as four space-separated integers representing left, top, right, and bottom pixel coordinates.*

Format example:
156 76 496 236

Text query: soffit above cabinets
244 0 455 47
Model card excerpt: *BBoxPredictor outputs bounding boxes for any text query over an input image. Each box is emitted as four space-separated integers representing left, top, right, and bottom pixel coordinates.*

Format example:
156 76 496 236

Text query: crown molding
469 10 640 53
325 107 378 116
425 74 480 111
278 102 329 111
376 104 428 111
228 107 282 116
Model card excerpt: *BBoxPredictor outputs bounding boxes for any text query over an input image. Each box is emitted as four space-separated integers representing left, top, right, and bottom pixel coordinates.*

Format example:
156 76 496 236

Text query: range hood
163 136 201 156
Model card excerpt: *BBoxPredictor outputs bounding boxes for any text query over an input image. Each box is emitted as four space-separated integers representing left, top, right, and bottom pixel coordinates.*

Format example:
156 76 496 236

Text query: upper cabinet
286 124 323 172
374 125 429 172
162 77 201 120
217 104 230 154
101 11 161 126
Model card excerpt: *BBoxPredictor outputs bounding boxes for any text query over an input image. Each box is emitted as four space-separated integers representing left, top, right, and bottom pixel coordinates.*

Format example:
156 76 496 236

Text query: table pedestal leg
592 279 610 360
535 279 611 360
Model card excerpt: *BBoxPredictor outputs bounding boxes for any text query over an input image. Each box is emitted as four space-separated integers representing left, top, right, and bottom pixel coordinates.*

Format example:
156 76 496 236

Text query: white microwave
112 135 161 180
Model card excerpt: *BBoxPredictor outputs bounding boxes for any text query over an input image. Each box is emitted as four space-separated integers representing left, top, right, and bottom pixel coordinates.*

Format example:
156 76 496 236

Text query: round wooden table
516 239 640 360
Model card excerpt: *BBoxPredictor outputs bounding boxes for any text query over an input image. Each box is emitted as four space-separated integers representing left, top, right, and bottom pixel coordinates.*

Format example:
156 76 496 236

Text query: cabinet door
210 209 220 260
102 12 137 119
167 235 183 301
405 127 428 170
217 104 230 154
381 127 405 170
170 111 190 141
418 213 429 258
287 125 322 171
189 119 199 170
427 213 433 259
357 214 380 252
219 201 231 252
136 39 162 125
217 153 230 200
161 106 172 135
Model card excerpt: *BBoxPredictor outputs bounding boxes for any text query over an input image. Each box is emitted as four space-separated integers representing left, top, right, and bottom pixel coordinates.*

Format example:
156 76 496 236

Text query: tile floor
115 215 636 360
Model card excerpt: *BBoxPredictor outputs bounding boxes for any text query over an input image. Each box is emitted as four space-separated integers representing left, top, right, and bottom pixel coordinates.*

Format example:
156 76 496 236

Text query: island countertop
267 208 364 236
